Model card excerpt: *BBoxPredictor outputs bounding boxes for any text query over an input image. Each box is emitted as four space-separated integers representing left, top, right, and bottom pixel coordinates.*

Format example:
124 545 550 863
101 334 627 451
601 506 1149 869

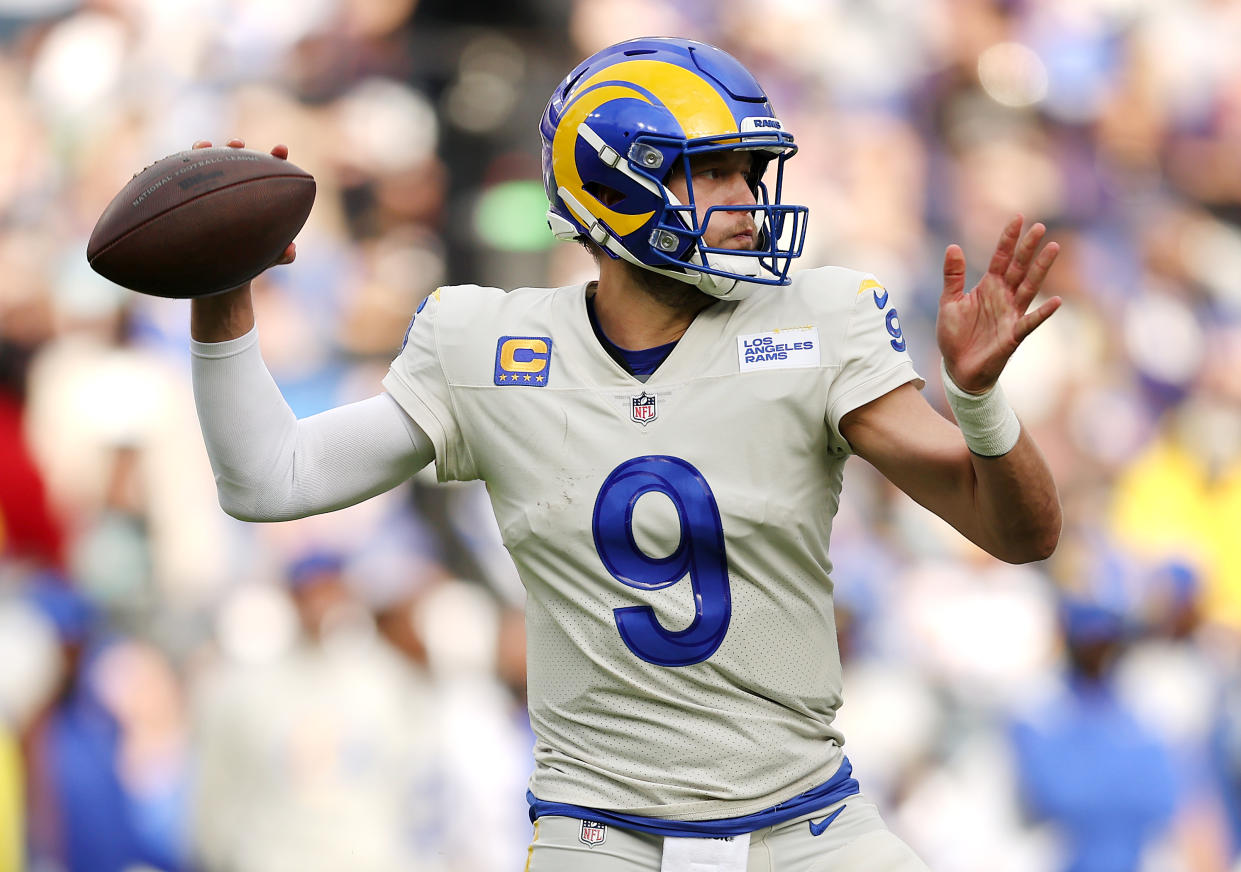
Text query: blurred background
2 0 1241 870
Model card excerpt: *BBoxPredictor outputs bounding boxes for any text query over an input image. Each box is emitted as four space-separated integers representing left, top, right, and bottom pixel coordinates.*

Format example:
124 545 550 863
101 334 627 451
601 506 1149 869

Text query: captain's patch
494 336 552 386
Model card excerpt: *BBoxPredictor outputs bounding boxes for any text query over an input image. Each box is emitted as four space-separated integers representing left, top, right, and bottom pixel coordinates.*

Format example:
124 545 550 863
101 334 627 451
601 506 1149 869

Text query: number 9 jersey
382 267 923 822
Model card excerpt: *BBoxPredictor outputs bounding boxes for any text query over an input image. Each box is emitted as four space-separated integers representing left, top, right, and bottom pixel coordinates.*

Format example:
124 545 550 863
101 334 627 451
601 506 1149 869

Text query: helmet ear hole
585 182 625 208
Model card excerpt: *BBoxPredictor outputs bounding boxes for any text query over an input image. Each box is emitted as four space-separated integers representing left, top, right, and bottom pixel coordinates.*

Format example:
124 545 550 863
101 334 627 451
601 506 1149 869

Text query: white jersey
383 266 922 821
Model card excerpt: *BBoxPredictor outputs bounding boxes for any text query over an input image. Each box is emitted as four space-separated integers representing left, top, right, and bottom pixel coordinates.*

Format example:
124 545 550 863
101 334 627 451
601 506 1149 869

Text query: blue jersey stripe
527 757 859 838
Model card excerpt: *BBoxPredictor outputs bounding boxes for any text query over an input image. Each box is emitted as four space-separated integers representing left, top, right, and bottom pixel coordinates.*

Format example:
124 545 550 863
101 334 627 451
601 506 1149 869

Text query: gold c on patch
494 336 552 386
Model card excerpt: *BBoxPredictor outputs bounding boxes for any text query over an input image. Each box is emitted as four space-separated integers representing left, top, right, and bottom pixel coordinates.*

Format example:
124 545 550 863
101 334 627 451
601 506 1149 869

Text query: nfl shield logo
631 392 657 425
580 819 607 847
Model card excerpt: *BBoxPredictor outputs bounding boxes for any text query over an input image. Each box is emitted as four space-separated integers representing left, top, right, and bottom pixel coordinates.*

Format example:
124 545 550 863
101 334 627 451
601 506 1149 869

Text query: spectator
19 577 159 872
1010 596 1179 872
189 551 446 872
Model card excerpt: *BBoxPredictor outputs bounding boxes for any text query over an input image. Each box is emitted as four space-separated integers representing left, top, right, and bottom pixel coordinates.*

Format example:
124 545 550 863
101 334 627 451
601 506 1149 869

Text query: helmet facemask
642 134 808 300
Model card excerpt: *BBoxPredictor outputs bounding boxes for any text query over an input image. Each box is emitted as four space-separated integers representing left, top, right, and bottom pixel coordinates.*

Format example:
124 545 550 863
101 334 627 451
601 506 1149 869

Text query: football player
189 37 1061 872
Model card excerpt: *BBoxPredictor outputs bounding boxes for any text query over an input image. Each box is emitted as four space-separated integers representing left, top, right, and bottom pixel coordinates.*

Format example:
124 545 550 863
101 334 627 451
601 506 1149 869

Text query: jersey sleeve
824 274 925 452
382 288 476 482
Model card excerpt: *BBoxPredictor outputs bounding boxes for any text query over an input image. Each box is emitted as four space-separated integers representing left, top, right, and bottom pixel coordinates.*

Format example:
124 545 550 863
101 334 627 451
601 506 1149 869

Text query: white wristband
941 360 1021 457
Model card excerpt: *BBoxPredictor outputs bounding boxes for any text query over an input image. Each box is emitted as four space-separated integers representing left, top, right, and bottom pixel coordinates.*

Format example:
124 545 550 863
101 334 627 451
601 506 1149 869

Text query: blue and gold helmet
540 37 808 301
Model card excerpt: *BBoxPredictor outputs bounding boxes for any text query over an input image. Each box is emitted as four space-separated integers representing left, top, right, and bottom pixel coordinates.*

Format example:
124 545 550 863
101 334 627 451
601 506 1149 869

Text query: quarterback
189 38 1061 872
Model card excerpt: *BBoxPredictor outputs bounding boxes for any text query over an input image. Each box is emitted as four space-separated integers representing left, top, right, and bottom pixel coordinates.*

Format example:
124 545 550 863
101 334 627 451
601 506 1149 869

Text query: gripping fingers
192 138 244 149
191 139 288 160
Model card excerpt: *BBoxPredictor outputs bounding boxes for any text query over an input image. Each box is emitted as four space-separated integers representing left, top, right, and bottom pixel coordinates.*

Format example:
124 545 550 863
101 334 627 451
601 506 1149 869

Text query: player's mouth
726 229 756 249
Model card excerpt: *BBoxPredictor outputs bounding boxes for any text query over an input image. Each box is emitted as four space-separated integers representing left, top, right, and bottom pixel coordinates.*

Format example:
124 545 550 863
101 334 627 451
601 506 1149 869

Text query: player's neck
592 259 714 351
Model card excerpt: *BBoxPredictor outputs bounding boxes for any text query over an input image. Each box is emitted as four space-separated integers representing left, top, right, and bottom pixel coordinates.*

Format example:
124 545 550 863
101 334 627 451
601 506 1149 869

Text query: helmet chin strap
698 252 761 296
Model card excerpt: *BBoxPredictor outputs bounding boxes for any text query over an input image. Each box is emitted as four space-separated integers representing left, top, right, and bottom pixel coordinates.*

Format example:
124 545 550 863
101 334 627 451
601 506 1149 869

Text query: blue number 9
592 455 731 667
885 309 906 352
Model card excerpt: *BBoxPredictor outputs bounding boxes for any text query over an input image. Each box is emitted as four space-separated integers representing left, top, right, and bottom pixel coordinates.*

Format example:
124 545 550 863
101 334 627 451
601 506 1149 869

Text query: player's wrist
940 359 1021 457
190 284 256 343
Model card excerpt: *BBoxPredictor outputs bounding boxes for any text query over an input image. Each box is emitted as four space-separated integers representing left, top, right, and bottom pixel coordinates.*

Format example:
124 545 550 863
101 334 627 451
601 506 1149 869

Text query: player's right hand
191 138 297 268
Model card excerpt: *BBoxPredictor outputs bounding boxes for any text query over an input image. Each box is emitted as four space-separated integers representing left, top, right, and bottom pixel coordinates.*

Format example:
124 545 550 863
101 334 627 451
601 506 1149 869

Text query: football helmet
540 37 808 301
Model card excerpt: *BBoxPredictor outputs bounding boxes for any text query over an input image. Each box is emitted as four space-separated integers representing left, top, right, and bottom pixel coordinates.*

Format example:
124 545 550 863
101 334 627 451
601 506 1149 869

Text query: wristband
940 360 1021 457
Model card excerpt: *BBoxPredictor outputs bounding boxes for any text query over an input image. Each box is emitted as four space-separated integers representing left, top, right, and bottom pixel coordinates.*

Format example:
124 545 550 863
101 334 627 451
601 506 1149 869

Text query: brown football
87 147 316 298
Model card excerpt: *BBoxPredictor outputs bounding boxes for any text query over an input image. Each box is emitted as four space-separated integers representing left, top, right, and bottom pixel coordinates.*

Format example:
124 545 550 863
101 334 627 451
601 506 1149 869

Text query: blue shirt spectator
1011 598 1179 872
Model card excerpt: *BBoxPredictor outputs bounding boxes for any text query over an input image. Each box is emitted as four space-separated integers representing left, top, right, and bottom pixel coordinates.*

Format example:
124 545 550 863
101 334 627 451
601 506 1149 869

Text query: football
87 147 316 298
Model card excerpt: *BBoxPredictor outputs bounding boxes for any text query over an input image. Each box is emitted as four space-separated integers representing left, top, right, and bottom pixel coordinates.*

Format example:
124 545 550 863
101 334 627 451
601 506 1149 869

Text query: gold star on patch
524 374 532 382
498 374 508 381
536 375 544 382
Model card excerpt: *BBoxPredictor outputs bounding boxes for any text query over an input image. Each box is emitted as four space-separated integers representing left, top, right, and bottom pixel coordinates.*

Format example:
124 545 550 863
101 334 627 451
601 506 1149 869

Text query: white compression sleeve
191 326 435 522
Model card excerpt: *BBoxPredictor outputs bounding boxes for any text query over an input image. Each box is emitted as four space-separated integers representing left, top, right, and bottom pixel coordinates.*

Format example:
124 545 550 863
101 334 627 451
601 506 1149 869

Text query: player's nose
722 170 758 206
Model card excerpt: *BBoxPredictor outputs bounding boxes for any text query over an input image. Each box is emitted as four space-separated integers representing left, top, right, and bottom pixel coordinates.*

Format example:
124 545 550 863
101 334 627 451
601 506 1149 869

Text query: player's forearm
191 325 301 519
191 327 435 521
964 429 1061 564
191 284 255 342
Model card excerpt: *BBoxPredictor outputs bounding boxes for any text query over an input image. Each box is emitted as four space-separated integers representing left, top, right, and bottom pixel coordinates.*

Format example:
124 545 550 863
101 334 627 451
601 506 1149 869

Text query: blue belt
528 756 859 838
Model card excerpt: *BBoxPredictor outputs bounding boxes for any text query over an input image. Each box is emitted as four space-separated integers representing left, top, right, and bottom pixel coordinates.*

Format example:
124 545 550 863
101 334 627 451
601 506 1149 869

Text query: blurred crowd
2 0 1241 870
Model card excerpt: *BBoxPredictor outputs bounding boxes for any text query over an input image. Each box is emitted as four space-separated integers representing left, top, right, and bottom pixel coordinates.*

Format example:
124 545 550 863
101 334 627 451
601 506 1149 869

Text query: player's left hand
936 215 1061 394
